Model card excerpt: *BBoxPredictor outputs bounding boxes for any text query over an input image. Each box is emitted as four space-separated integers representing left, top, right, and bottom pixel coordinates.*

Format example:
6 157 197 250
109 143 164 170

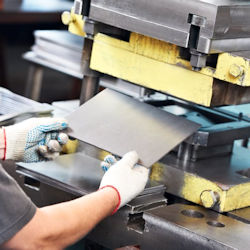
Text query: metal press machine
13 0 250 249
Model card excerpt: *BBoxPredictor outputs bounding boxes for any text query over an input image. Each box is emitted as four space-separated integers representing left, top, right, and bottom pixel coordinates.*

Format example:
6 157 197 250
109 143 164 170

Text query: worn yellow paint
223 183 250 211
90 33 250 105
62 9 86 37
62 139 79 154
229 64 244 78
200 190 217 208
89 32 250 209
182 174 222 206
182 174 250 212
98 150 111 162
214 53 250 86
129 33 180 65
91 33 214 106
150 163 164 182
129 33 250 86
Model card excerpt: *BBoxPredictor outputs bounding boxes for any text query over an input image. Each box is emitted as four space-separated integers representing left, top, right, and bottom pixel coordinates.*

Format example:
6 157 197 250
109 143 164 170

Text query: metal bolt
190 50 207 71
61 11 74 25
200 190 220 208
190 14 206 27
73 0 83 15
229 64 244 78
84 19 98 37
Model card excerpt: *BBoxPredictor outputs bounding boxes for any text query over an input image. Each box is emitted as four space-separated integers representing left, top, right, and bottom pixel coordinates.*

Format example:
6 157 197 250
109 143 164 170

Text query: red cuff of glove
99 185 121 215
0 128 6 160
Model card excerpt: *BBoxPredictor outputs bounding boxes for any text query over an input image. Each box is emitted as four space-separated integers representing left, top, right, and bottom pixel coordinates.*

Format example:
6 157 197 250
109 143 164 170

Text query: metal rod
80 38 100 105
80 75 99 105
25 65 43 101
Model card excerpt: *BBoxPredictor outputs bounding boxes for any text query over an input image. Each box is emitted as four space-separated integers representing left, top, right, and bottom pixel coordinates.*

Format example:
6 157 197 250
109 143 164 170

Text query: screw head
61 11 73 25
229 64 243 78
200 190 220 208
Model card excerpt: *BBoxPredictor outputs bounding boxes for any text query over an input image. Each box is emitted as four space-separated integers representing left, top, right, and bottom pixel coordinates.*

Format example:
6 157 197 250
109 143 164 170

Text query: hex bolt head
62 11 74 25
229 64 244 78
190 52 207 70
200 190 220 208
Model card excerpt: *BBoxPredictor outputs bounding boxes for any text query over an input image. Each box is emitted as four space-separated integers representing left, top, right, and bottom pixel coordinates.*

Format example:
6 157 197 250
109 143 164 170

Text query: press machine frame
9 0 250 249
62 0 250 106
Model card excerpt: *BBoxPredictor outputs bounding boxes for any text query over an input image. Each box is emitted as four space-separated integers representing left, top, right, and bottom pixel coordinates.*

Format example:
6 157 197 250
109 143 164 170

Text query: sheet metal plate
67 89 200 167
17 153 165 196
18 153 103 195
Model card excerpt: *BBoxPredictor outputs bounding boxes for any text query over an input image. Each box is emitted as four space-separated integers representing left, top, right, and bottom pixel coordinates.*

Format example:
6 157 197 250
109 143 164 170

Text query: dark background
0 0 82 103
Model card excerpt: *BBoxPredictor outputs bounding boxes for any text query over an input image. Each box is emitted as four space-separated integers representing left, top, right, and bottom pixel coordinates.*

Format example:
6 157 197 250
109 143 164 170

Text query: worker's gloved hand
3 117 68 162
101 154 117 172
99 151 149 214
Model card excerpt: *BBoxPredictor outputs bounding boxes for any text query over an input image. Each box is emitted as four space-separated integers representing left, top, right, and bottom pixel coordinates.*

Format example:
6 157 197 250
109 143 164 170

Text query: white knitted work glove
99 151 149 214
3 117 68 162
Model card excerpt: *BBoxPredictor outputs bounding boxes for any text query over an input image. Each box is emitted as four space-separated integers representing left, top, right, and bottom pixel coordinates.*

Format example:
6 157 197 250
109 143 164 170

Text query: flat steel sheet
17 153 165 196
18 153 102 195
67 89 200 167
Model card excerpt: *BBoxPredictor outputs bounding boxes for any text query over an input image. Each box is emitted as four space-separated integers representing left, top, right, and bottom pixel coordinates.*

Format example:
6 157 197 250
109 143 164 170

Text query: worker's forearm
40 187 118 247
4 187 119 249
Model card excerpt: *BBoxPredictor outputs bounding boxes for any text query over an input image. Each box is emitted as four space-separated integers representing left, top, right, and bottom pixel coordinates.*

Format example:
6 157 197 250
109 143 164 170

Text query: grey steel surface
67 89 200 167
17 152 166 199
154 145 250 212
99 76 149 99
231 51 250 61
18 153 103 196
80 76 99 105
10 160 143 248
127 192 167 215
13 156 250 249
15 152 166 249
89 0 250 53
227 207 250 224
142 204 250 250
14 154 250 249
84 81 250 150
80 39 100 105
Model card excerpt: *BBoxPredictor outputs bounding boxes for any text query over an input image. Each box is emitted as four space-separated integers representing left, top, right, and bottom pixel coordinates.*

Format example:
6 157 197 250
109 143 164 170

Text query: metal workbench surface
15 153 250 249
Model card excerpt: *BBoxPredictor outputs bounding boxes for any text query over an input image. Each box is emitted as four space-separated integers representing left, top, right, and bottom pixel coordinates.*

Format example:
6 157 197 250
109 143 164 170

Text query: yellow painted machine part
91 33 214 106
129 33 250 87
61 9 86 37
90 33 250 105
64 19 250 210
182 174 222 207
63 12 250 88
223 183 250 211
214 53 250 86
91 33 250 89
63 12 250 97
149 162 250 212
182 173 250 212
62 139 79 154
200 191 216 208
